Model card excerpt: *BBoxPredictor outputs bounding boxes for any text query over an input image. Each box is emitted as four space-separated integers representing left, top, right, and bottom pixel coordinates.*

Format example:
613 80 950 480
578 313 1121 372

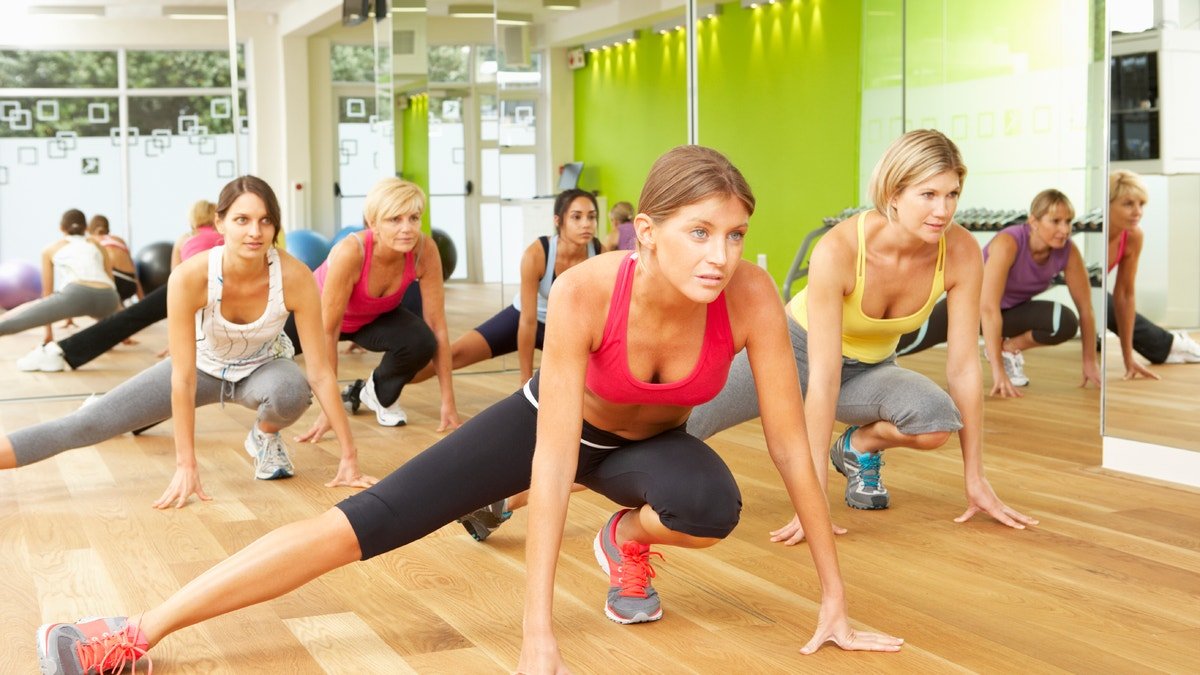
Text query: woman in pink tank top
290 178 460 438
1107 170 1200 373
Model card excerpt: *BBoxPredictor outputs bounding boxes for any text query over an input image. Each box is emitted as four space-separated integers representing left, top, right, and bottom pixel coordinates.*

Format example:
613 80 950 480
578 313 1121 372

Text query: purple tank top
983 223 1069 310
615 221 637 251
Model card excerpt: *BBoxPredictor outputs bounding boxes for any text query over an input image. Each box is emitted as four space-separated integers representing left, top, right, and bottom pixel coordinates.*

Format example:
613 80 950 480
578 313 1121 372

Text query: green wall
573 0 863 286
573 28 688 221
401 92 431 231
697 0 863 284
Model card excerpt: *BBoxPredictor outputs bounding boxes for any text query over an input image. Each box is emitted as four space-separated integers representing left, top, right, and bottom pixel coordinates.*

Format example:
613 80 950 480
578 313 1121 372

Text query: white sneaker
1001 350 1029 386
16 342 66 372
361 376 407 427
243 425 295 480
1165 330 1200 364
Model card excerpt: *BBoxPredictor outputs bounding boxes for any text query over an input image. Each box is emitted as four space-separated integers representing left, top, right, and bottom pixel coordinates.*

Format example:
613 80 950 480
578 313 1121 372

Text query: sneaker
829 426 890 510
341 379 365 414
592 509 664 624
457 499 513 542
1165 330 1200 364
359 376 407 427
244 425 295 480
1001 350 1029 387
17 343 66 372
36 616 150 675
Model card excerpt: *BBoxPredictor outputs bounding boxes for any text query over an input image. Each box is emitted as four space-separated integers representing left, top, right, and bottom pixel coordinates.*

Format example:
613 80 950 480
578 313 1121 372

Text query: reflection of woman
88 214 142 302
411 188 601 384
1 177 375 508
604 200 637 251
35 147 899 675
288 178 460 436
899 189 1101 397
1107 170 1200 374
0 209 119 344
690 130 1034 543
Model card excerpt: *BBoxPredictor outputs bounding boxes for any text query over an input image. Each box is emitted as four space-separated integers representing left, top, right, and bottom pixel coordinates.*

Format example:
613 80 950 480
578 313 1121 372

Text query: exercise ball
285 229 332 271
331 225 364 247
430 228 457 281
0 259 42 309
135 241 174 294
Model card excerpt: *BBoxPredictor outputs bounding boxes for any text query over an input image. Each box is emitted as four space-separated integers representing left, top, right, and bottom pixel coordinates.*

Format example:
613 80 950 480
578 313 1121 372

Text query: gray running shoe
592 509 663 624
457 499 512 542
829 426 890 509
244 425 295 480
342 379 365 414
37 616 150 675
1001 350 1029 386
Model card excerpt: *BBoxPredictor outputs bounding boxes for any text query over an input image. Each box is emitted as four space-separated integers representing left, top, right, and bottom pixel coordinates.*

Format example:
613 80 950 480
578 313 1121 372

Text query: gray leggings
687 317 962 441
9 357 312 467
0 283 120 337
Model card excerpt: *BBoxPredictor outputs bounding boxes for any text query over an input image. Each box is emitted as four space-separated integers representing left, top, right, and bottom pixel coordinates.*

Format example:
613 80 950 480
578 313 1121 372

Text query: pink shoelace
616 541 664 599
74 623 152 674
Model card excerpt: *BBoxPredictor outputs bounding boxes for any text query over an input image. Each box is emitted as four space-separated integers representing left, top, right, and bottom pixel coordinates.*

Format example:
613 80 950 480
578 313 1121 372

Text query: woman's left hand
438 404 462 433
800 598 904 655
325 458 378 489
957 477 1039 530
1080 361 1102 388
1123 360 1160 381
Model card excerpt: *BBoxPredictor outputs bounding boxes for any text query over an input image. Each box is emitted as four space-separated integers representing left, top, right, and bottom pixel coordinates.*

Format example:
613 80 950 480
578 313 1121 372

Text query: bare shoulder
724 260 784 325
944 224 983 264
327 231 366 269
168 250 210 300
276 248 317 284
812 215 860 265
552 250 625 299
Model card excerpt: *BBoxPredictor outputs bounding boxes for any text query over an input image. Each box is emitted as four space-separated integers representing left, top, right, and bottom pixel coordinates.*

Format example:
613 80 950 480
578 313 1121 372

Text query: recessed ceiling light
448 3 494 18
544 0 580 9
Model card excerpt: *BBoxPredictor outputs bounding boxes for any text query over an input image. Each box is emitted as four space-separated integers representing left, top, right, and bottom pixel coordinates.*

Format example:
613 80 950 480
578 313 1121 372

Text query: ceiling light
496 11 533 25
27 5 105 19
544 0 580 9
392 0 427 11
582 30 637 53
448 4 493 18
164 5 225 20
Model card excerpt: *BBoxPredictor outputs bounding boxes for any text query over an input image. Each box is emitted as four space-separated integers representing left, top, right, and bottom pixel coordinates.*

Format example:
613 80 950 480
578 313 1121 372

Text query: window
0 50 118 88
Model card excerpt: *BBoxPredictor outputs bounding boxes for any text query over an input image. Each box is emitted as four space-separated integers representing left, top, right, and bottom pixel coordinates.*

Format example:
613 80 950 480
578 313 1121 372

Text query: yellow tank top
789 211 946 363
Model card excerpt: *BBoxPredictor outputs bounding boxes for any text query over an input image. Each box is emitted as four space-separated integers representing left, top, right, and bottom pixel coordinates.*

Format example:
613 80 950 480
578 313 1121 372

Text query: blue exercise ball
330 225 364 247
135 241 174 294
0 259 42 309
430 228 457 281
285 230 333 271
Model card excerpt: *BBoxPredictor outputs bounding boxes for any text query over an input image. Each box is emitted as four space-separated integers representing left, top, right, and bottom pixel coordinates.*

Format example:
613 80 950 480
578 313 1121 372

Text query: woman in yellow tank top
689 129 1036 541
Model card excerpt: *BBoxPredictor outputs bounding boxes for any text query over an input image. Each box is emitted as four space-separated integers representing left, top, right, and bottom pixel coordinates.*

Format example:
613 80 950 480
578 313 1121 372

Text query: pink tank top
585 253 735 407
181 226 224 261
1108 229 1129 273
313 229 417 334
97 234 128 252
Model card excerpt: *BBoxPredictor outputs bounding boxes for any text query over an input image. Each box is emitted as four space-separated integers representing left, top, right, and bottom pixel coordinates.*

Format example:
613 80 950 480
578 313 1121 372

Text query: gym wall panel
401 93 431 232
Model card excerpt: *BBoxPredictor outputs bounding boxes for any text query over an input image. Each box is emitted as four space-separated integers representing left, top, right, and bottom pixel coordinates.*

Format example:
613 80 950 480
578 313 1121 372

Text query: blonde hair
610 201 634 224
638 146 755 224
1109 169 1148 205
1029 189 1074 221
364 177 426 226
869 129 967 221
189 200 217 231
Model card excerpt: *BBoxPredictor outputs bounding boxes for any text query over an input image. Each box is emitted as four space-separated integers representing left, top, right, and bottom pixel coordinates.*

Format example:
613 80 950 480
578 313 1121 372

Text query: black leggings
337 373 743 560
897 298 1079 355
285 300 435 407
1105 293 1174 364
58 283 168 370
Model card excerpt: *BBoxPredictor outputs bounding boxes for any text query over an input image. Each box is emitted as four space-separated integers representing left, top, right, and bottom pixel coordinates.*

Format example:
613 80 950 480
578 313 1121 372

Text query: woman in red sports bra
1107 170 1200 373
33 147 898 675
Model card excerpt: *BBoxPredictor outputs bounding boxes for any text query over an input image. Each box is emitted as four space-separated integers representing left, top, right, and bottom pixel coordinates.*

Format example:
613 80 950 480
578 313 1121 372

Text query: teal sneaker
457 499 512 542
829 426 890 509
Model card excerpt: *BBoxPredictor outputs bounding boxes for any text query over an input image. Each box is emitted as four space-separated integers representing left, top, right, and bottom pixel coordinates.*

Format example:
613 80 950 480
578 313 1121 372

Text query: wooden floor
1 287 1199 673
1104 331 1200 452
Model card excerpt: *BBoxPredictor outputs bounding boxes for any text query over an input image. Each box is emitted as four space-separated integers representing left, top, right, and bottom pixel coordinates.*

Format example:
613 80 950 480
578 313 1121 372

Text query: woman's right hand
1123 360 1160 381
153 465 211 509
295 412 333 443
800 597 904 655
768 513 848 545
516 632 570 675
988 371 1023 398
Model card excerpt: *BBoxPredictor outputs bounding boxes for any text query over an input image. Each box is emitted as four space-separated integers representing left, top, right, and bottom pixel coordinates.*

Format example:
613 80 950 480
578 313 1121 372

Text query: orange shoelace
74 623 152 674
617 541 664 599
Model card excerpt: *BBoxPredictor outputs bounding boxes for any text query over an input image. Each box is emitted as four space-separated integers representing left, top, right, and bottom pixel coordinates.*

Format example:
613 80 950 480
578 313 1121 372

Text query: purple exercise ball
0 260 42 310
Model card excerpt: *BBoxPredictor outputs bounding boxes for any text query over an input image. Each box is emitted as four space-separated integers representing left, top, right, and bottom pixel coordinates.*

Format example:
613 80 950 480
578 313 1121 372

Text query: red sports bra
585 253 735 407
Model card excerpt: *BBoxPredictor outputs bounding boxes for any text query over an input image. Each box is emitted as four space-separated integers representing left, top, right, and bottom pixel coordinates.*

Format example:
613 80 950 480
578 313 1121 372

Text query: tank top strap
855 210 869 278
206 245 225 307
936 229 947 272
539 234 558 298
599 253 637 346
356 229 374 286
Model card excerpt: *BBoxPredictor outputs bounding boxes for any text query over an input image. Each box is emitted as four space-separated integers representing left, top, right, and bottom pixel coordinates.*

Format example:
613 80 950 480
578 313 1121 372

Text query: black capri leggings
473 304 546 357
897 298 1079 355
337 372 743 559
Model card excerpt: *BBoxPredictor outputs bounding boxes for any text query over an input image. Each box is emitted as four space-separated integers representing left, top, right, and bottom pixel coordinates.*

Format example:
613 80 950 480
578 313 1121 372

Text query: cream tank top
194 246 294 382
53 235 113 287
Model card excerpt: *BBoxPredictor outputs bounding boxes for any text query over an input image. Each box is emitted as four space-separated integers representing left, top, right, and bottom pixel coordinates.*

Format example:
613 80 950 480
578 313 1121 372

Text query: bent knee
266 383 313 422
910 429 952 450
659 485 742 540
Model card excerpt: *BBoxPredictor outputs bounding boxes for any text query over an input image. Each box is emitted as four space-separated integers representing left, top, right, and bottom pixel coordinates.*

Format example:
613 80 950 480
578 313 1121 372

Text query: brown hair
553 188 600 233
610 201 634 225
1029 189 1074 221
60 209 87 236
637 146 755 224
869 129 967 221
87 214 110 236
189 200 217 231
215 176 281 244
1109 169 1148 205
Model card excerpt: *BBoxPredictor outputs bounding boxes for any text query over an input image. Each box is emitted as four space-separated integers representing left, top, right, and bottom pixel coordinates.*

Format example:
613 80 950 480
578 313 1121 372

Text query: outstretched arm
980 234 1021 397
295 236 359 443
1063 243 1101 388
517 240 545 382
417 237 460 431
1110 230 1157 380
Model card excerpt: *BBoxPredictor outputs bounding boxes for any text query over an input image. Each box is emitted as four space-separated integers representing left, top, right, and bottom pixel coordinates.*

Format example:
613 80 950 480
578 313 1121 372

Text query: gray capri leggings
0 283 120 337
687 316 962 440
9 357 312 467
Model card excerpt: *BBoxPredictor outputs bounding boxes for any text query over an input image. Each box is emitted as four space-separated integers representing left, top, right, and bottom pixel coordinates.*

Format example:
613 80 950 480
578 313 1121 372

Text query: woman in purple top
603 200 637 251
898 189 1100 397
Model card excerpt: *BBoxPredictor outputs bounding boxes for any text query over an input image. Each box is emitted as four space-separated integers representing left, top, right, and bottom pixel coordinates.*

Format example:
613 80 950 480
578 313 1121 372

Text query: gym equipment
135 241 174 294
0 259 42 309
430 228 457 281
285 230 333 270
